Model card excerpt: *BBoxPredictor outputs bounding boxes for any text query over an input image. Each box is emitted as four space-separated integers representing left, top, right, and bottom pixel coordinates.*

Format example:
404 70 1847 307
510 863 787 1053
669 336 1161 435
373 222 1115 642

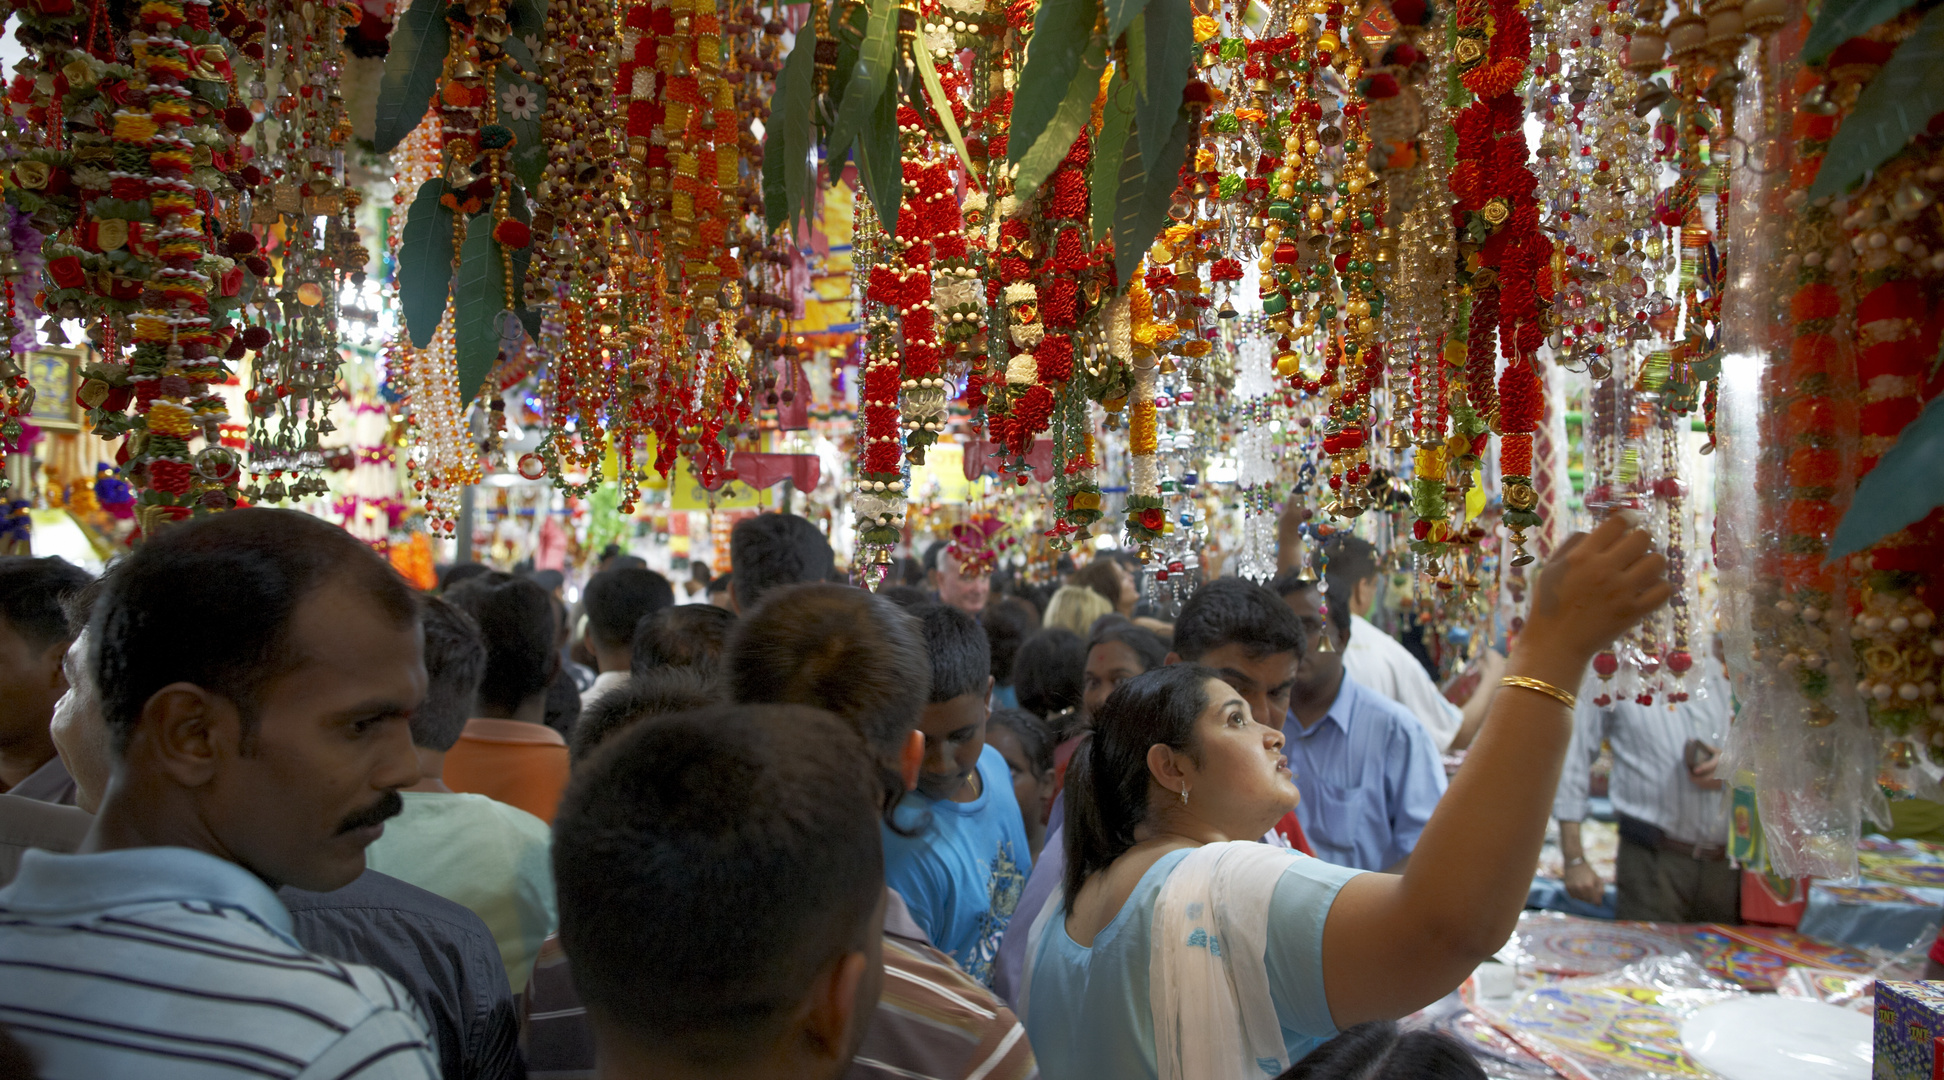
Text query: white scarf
1149 841 1302 1080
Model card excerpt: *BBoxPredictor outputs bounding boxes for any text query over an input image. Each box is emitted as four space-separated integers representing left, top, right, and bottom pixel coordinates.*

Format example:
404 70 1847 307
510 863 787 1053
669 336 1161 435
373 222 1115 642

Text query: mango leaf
507 182 542 338
1010 0 1101 165
398 179 457 349
1804 0 1922 63
1809 5 1944 201
1010 35 1108 203
1828 397 1944 560
855 81 902 231
453 214 509 402
765 30 819 233
496 43 545 189
1138 0 1192 178
1091 70 1136 242
509 0 545 37
1112 104 1189 285
824 0 869 132
826 0 898 183
1122 13 1147 98
912 32 975 176
374 0 450 153
1105 0 1153 41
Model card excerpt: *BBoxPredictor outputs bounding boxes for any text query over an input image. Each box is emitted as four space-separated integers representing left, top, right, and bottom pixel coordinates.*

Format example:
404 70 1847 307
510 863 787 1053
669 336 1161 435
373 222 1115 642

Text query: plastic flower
501 83 536 121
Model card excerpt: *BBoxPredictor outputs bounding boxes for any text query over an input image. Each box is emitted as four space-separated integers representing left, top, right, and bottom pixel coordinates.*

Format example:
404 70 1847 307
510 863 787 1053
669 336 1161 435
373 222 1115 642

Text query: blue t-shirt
882 743 1032 985
1023 848 1364 1080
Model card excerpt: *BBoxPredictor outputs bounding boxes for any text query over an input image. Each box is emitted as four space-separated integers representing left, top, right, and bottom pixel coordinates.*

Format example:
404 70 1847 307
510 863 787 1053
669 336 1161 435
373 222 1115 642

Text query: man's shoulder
403 791 552 843
282 868 498 946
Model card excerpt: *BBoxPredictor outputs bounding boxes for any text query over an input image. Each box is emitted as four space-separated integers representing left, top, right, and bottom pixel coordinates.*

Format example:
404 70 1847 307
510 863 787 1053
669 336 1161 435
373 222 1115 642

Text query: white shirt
579 670 631 713
1553 664 1733 847
1342 612 1463 751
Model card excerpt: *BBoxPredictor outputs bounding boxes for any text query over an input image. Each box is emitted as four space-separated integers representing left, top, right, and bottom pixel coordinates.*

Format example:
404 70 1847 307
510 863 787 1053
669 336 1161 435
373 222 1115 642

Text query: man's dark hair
0 556 93 649
415 596 487 751
726 583 929 814
921 539 947 573
445 573 557 715
1275 1021 1486 1080
92 509 418 749
630 604 738 680
983 596 1038 686
1013 628 1086 722
877 584 933 610
1319 534 1381 591
707 571 732 596
687 561 713 585
729 513 834 611
582 567 675 650
573 666 720 762
1272 567 1351 642
553 704 884 1066
440 562 492 593
1171 577 1306 663
917 604 990 703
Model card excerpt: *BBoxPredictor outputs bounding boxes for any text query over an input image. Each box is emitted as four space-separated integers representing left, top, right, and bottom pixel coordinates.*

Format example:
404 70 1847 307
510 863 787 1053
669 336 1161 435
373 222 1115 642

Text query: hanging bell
1315 632 1336 653
1217 299 1238 319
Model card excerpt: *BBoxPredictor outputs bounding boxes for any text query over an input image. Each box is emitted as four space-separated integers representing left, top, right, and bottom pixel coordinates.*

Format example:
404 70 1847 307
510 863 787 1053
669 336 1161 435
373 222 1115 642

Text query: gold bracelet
1500 675 1577 710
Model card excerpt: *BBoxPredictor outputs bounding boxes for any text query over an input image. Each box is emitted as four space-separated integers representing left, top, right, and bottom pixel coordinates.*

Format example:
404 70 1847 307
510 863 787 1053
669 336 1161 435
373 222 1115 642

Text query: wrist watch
1563 856 1587 868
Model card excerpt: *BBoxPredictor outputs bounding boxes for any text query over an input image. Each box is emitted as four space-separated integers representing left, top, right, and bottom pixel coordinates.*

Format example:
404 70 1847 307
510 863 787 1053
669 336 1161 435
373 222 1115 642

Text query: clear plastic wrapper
1775 965 1876 1014
1469 955 1744 1080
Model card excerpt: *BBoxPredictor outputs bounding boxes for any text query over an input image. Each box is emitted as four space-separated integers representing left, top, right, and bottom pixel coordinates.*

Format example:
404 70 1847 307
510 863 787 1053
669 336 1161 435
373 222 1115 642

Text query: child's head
915 604 994 801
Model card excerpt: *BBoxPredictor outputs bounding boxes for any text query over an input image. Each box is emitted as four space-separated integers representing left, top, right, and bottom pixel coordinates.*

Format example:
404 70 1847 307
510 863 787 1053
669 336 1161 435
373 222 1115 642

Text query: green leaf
398 179 457 349
1123 14 1147 98
1809 5 1944 201
826 0 899 183
855 81 902 232
1010 35 1108 204
1105 0 1153 41
1828 398 1944 560
1804 0 1921 63
762 30 816 236
373 0 450 153
912 33 975 177
1138 0 1192 178
824 0 869 132
1010 0 1101 165
1091 70 1136 242
508 0 545 38
453 214 509 403
1112 104 1189 285
507 182 541 337
495 47 545 189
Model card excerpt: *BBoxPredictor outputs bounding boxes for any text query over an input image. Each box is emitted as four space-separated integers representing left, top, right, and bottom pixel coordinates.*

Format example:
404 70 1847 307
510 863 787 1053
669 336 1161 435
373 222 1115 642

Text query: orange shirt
442 718 571 825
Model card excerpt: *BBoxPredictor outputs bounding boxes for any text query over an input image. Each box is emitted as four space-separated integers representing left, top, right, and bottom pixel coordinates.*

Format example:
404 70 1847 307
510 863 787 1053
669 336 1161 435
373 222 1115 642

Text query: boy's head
0 556 93 758
1168 577 1306 731
553 704 885 1080
725 584 929 814
413 596 487 752
573 665 720 762
729 513 835 612
581 566 676 671
630 603 738 680
1317 533 1383 618
444 572 558 718
913 604 994 801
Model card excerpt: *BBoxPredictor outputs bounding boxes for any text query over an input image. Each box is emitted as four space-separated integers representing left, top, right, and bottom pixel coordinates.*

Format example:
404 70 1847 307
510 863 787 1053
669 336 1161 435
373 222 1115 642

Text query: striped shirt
0 846 439 1080
523 889 1036 1080
1553 664 1733 847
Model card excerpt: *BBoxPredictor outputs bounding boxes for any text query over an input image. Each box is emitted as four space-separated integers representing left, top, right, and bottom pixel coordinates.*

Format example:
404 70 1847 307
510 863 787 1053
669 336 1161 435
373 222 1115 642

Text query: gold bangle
1500 675 1577 710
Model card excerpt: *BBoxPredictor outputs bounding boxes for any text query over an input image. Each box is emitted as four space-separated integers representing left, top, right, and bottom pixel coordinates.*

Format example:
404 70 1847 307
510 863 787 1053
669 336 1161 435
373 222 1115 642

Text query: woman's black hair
1062 663 1217 909
986 707 1054 780
1085 622 1168 673
1275 1021 1486 1080
1014 627 1086 721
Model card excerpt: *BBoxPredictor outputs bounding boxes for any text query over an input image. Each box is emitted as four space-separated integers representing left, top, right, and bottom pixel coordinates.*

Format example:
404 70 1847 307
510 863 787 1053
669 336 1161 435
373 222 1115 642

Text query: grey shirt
282 870 526 1080
7 755 78 806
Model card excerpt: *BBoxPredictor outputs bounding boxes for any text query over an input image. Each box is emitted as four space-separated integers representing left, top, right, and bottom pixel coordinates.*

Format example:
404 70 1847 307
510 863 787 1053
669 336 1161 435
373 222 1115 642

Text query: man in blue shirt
883 604 1031 986
1274 568 1447 873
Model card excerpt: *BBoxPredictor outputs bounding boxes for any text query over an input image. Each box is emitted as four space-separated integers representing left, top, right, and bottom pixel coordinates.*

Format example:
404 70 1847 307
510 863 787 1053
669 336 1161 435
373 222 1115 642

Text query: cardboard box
1876 982 1944 1079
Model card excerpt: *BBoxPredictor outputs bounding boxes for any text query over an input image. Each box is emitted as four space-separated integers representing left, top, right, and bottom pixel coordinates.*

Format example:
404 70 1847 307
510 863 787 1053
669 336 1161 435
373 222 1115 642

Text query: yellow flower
147 400 195 439
1192 14 1218 41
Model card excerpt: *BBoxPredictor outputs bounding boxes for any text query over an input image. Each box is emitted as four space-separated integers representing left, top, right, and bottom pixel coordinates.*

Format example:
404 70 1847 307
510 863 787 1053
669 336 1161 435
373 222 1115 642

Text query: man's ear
798 950 871 1065
983 675 994 710
1164 651 1181 666
133 684 238 789
40 638 69 690
900 729 924 791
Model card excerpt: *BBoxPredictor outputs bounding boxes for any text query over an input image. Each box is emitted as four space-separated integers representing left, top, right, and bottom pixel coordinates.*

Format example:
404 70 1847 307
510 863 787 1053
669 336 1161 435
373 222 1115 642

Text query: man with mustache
0 509 438 1079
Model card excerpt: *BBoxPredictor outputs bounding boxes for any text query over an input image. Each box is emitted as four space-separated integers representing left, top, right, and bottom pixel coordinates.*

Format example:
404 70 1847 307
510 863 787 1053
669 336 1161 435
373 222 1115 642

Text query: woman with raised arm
1019 517 1671 1079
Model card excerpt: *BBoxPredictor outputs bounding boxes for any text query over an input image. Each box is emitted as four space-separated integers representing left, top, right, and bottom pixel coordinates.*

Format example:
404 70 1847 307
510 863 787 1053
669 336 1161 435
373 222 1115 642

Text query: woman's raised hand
1523 514 1673 665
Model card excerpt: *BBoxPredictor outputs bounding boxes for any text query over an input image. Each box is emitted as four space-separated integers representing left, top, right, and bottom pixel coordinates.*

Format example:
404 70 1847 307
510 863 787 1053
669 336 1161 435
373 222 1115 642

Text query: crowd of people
0 505 1690 1080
